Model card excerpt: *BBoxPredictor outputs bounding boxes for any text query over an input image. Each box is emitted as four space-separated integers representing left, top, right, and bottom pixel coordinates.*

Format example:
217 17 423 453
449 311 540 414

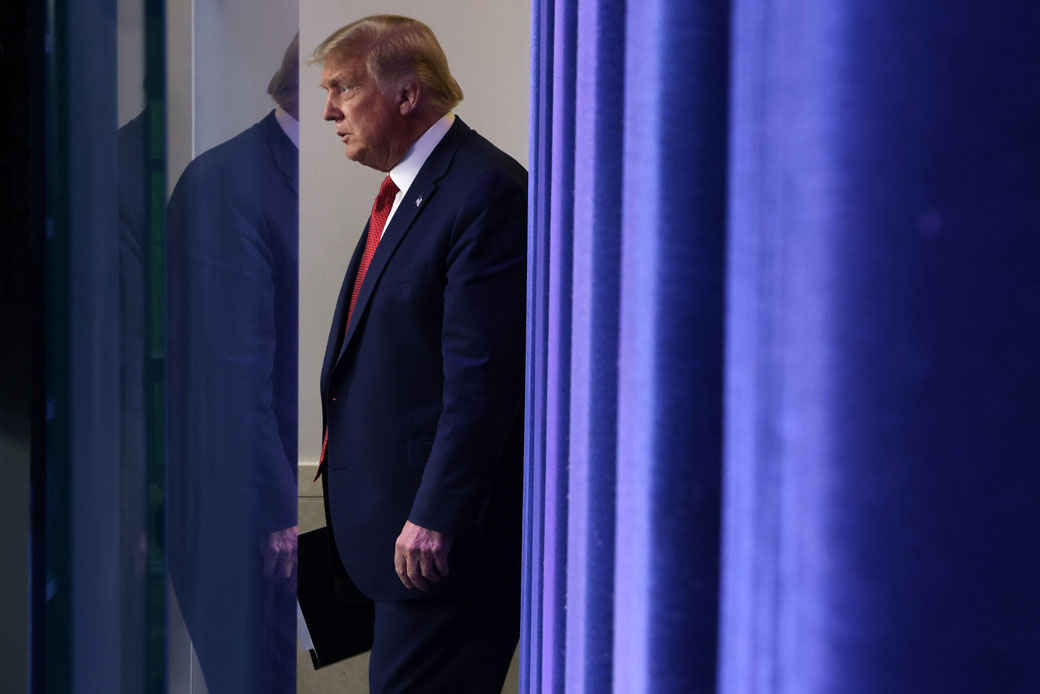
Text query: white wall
166 0 297 191
117 0 145 126
298 3 531 465
192 1 297 155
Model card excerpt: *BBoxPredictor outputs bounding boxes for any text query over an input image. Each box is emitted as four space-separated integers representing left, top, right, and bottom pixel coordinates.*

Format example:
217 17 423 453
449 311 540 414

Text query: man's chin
345 150 389 172
342 142 363 159
345 150 374 169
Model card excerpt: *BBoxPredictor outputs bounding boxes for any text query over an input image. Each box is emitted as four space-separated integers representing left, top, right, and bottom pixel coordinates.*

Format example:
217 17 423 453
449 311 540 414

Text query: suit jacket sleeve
407 167 527 537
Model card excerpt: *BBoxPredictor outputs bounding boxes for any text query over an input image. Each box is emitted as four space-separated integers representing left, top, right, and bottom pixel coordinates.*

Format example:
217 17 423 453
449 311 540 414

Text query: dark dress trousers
167 110 298 694
319 117 527 689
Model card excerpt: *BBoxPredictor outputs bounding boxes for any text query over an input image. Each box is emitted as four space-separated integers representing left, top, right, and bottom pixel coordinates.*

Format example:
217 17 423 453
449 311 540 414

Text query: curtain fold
721 3 1040 693
524 1 1040 693
522 0 555 692
564 1 624 692
525 1 728 692
614 1 729 692
538 1 579 692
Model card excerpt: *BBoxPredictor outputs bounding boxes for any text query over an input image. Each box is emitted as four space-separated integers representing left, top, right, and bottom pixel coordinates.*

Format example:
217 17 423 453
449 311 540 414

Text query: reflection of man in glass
167 34 299 694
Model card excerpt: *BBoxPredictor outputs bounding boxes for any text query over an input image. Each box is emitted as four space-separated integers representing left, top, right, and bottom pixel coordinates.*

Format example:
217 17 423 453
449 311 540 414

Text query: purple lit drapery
523 0 726 692
523 1 1040 693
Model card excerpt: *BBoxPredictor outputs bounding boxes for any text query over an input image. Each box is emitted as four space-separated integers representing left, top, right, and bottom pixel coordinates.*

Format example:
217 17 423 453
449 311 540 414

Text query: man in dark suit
311 15 526 693
166 34 300 694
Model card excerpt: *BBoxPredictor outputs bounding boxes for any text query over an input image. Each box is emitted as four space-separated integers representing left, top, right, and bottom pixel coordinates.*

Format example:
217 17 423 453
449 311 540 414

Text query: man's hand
394 520 453 591
261 525 298 591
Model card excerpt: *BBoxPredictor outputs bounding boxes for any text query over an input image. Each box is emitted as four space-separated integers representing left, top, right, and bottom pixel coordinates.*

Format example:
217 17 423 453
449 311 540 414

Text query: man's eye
339 85 352 94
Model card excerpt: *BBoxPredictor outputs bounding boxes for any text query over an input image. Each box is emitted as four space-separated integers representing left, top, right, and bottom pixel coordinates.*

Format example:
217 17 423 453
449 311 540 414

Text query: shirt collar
389 112 455 195
274 106 299 149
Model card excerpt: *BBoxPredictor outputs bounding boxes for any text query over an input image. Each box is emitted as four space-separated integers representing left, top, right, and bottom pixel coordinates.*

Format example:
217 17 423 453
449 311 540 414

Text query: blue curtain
524 1 1040 693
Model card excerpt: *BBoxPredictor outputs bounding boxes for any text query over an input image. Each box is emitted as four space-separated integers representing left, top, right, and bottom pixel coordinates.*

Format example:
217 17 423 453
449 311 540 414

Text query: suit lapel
333 117 472 369
321 224 367 401
336 177 437 364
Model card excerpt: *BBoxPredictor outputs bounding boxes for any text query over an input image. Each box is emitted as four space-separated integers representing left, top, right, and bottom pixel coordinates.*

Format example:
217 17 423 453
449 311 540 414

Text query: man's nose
322 96 339 121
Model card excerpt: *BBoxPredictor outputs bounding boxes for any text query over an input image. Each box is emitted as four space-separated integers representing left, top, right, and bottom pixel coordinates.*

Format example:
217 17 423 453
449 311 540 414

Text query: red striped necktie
346 175 399 329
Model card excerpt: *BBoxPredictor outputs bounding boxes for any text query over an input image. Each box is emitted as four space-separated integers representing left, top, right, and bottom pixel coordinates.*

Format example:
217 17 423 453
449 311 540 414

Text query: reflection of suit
319 117 526 608
167 110 297 694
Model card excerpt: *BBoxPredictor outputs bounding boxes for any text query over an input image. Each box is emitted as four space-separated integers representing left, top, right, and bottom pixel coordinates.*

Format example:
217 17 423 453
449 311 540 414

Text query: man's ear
397 80 422 115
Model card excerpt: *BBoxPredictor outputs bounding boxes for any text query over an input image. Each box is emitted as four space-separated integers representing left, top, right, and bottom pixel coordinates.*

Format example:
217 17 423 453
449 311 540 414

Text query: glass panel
38 0 166 691
164 1 299 691
1 3 40 693
34 3 528 692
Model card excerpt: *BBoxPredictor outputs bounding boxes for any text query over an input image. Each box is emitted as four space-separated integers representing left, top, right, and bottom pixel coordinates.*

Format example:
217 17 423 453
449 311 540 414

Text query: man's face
320 53 402 172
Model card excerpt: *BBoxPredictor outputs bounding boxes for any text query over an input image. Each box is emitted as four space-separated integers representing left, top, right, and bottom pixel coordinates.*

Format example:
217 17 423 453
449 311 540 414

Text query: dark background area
1 1 43 692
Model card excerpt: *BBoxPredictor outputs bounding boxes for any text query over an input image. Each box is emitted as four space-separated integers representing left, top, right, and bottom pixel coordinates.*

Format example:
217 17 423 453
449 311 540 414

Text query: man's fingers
262 527 298 581
281 554 294 579
407 552 430 592
420 554 441 584
284 565 297 593
433 551 450 578
395 522 453 590
394 547 414 589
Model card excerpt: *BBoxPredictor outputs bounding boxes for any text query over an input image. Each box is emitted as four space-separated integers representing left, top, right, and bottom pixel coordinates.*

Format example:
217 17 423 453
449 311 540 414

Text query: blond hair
312 15 463 114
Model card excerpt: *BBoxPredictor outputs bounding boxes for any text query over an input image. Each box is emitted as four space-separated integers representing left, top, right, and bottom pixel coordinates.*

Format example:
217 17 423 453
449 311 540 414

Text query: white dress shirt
274 106 299 149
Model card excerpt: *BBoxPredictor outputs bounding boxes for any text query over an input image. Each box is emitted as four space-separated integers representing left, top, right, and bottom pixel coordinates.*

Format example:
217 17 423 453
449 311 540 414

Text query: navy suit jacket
319 117 527 602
